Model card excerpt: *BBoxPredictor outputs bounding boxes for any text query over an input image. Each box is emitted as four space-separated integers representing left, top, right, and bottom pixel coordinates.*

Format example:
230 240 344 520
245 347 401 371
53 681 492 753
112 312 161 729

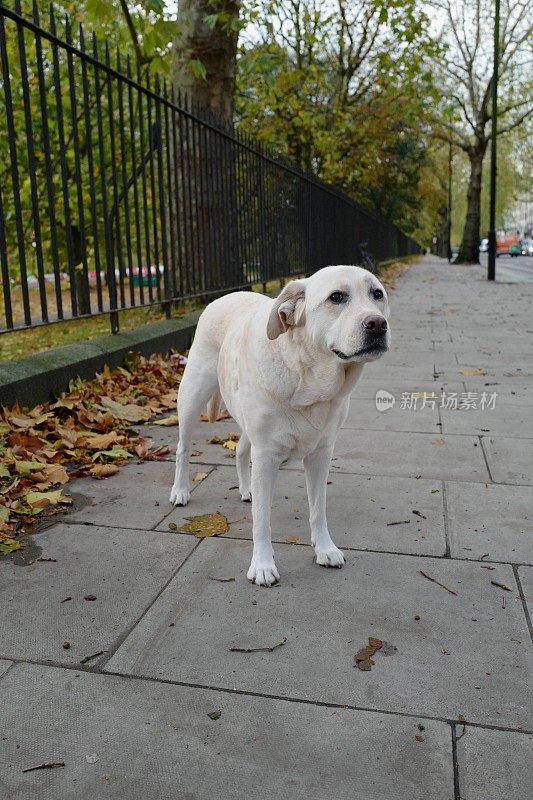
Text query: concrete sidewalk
1 255 532 799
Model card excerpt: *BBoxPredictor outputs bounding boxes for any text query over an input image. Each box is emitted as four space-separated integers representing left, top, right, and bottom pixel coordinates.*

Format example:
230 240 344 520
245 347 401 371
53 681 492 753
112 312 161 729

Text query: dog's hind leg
170 356 218 506
236 431 252 502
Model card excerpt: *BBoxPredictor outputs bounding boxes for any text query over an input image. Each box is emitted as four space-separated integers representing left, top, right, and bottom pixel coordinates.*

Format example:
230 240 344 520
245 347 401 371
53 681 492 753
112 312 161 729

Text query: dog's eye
329 291 346 304
373 289 384 300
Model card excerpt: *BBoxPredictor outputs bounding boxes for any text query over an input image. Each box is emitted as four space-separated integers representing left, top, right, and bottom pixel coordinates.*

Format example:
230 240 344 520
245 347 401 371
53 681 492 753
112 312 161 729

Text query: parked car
521 239 533 256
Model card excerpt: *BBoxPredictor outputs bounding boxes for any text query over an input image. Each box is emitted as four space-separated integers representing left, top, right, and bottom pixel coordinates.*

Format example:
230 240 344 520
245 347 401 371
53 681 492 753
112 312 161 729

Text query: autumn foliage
0 352 185 554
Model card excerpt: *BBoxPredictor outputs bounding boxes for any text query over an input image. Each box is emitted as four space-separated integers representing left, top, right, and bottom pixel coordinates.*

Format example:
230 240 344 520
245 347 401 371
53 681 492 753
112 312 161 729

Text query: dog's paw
169 485 190 506
315 544 345 568
240 489 252 502
247 560 280 586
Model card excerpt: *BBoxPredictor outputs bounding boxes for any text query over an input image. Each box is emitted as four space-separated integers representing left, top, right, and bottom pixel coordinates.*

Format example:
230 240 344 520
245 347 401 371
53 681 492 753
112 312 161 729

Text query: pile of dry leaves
0 351 186 554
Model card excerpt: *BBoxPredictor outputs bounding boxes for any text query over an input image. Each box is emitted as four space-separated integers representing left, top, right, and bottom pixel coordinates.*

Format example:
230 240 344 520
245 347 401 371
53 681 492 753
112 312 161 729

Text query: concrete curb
0 310 202 408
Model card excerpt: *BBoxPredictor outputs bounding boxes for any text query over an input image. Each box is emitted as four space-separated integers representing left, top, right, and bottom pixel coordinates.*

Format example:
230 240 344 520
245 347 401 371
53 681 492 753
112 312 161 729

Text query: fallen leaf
191 450 203 457
15 460 44 476
355 645 376 661
207 710 222 720
41 464 69 485
193 472 208 482
223 439 238 451
9 412 52 428
200 409 232 422
285 535 300 544
459 368 486 376
152 415 179 426
354 636 394 670
83 432 126 450
0 539 24 554
355 658 374 671
178 512 229 538
24 489 71 508
7 431 44 451
89 464 120 479
91 445 131 462
430 438 447 445
84 594 97 601
100 397 151 422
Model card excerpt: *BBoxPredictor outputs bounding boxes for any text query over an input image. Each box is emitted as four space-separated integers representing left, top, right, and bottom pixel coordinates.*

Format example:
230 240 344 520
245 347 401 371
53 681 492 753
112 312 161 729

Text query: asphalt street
479 252 533 282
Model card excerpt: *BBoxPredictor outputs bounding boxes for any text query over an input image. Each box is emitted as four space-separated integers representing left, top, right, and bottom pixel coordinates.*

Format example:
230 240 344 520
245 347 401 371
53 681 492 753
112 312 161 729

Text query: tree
235 0 438 234
430 0 533 263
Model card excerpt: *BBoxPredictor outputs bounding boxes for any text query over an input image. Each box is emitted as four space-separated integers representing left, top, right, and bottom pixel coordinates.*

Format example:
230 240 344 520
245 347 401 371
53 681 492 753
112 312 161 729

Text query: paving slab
344 397 441 434
360 363 441 383
0 523 196 665
352 378 467 401
67 460 214 529
0 664 454 800
106 539 532 729
327 429 490 482
440 401 533 438
0 659 12 679
447 482 533 564
159 465 447 556
456 727 533 800
463 380 533 404
454 351 533 366
481 436 533 485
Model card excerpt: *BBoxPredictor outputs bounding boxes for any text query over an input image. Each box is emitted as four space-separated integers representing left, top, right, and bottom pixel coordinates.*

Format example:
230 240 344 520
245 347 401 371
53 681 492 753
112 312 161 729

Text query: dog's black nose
362 315 387 332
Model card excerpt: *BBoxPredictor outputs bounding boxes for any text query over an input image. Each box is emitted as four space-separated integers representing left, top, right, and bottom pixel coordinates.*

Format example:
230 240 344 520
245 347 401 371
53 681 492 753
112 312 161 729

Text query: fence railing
0 1 420 336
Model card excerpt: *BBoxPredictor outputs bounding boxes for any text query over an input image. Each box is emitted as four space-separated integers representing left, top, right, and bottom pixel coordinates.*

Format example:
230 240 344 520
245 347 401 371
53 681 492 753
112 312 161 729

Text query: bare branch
492 106 533 137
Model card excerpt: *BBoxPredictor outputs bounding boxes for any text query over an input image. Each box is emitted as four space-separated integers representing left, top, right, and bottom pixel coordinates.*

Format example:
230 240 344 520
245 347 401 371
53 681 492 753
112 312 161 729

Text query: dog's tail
206 388 222 423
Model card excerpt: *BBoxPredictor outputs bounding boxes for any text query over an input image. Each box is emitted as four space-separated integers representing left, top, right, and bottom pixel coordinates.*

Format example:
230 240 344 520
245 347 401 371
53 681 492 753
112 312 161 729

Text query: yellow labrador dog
170 265 390 586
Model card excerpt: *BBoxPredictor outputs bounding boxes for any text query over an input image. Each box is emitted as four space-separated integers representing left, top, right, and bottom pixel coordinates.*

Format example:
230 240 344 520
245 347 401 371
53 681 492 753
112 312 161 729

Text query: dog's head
267 264 390 363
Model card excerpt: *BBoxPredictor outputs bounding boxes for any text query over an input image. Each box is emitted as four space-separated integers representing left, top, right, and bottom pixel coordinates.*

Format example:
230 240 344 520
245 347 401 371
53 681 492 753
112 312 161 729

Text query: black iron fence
0 1 420 336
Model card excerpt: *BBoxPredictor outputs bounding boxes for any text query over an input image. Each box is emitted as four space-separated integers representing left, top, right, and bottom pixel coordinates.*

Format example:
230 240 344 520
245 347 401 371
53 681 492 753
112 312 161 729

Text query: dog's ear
267 280 307 340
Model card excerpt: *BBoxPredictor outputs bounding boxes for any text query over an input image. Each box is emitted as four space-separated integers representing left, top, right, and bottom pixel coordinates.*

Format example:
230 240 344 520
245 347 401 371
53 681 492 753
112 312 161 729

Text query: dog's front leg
247 446 281 586
304 444 345 568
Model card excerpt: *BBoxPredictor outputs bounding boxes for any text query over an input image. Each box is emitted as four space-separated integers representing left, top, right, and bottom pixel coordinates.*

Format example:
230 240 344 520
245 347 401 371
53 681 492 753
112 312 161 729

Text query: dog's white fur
170 265 390 585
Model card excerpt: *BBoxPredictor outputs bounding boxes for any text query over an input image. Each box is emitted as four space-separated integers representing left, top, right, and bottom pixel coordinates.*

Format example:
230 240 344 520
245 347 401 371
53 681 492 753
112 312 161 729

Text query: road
479 252 533 282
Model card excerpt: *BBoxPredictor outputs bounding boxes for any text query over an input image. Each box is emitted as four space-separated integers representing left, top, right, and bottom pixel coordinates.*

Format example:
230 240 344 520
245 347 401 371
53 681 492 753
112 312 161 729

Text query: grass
0 259 419 362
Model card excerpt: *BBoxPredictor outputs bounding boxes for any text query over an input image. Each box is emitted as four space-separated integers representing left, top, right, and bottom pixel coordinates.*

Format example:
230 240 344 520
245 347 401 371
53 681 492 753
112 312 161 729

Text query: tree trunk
455 143 487 264
171 0 240 120
169 1 243 297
